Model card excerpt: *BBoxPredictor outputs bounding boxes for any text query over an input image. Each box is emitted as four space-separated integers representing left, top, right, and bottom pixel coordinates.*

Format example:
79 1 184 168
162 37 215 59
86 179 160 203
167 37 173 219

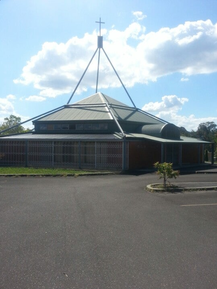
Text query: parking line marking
181 203 217 207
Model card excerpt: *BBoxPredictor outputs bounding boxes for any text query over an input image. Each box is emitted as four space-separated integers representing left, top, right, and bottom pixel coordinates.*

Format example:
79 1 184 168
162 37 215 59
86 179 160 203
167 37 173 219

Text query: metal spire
67 48 98 104
95 18 105 93
67 19 136 108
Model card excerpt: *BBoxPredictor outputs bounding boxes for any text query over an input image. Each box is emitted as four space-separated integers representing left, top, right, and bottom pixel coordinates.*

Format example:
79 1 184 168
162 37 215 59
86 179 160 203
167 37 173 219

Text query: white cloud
25 95 46 102
142 95 217 131
14 33 97 97
180 77 189 82
0 98 15 115
142 95 188 112
14 19 217 98
158 111 217 131
0 97 16 125
132 11 147 21
138 20 217 78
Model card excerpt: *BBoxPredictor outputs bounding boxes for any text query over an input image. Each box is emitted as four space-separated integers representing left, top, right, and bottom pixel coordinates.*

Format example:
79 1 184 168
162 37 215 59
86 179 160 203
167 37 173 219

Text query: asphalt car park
0 173 217 289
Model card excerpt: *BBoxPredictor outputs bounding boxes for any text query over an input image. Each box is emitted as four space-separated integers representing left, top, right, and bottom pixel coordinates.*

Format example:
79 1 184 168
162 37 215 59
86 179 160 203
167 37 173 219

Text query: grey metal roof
75 92 128 107
111 106 162 124
35 92 164 126
35 106 112 121
0 132 209 144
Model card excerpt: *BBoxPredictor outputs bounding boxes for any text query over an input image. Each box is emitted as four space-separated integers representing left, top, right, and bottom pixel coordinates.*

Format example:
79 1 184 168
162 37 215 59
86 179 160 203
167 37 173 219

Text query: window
75 123 108 131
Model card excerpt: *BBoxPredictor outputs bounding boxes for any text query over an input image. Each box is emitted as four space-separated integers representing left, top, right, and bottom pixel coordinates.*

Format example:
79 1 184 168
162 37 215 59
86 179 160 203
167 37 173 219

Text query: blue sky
1 0 217 131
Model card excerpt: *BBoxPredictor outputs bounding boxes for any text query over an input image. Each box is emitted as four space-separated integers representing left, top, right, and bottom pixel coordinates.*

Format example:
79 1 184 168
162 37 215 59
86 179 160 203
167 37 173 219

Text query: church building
0 20 210 171
0 91 209 170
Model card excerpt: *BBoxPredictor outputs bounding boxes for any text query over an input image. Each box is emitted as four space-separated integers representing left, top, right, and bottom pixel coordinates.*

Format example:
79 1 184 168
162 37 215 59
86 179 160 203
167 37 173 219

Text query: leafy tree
180 122 217 162
0 115 26 135
196 122 217 142
179 126 197 138
179 126 192 137
154 162 179 188
196 122 217 161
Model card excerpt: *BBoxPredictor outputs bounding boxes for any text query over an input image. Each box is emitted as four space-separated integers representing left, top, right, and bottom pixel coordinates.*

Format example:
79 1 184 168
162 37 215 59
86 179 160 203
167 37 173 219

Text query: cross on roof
95 17 105 36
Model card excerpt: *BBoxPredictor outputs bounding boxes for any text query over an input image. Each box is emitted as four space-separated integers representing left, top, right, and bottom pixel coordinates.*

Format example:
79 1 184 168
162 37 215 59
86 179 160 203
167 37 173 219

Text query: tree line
180 121 217 144
180 121 217 158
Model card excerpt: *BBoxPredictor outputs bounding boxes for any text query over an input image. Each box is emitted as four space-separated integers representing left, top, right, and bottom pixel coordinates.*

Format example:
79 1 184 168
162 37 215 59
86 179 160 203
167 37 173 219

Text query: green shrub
154 162 179 188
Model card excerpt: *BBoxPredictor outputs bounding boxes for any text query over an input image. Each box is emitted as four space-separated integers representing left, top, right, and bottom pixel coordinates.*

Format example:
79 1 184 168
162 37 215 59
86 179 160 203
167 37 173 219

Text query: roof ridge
99 92 107 104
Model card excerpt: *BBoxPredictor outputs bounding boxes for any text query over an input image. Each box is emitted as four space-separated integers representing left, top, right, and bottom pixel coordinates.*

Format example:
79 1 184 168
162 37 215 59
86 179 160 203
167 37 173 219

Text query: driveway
0 173 217 289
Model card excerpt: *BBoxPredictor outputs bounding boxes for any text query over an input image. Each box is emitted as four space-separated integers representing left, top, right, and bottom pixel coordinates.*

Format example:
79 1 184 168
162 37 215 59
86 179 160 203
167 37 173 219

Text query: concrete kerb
146 183 217 193
145 164 217 193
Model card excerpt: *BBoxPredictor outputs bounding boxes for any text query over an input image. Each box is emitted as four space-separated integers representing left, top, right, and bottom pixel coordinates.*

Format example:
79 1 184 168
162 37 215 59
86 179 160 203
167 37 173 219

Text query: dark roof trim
0 133 123 141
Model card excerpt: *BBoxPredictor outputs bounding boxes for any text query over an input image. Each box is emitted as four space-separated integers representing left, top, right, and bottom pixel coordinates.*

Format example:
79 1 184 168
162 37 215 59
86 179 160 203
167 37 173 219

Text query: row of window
39 123 108 131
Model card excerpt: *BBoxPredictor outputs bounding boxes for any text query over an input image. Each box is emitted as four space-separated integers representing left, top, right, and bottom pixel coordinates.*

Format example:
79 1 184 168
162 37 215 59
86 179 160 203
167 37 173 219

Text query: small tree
154 162 179 188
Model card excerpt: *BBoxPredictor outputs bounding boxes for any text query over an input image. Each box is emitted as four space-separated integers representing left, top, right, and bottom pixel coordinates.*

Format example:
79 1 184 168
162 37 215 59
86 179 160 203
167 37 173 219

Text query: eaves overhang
0 133 123 141
124 133 210 144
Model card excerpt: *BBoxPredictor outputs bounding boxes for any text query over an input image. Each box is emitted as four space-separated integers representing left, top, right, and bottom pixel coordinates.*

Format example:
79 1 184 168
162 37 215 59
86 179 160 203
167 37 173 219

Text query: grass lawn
0 167 102 176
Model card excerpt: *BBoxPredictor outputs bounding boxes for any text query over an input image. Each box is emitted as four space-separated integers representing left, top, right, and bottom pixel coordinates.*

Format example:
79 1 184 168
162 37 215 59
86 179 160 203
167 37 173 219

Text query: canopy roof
1 132 209 144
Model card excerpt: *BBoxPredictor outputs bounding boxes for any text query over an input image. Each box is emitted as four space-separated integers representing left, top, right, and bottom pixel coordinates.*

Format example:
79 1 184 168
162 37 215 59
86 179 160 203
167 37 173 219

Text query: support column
161 143 164 163
79 141 81 169
198 144 201 164
25 141 28 167
211 143 215 165
95 142 97 169
122 139 126 171
52 141 54 168
202 144 204 163
179 144 182 166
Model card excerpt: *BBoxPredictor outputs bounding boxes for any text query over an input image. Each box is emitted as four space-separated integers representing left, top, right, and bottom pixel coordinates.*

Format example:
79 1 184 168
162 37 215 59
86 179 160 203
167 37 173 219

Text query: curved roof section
139 123 180 140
